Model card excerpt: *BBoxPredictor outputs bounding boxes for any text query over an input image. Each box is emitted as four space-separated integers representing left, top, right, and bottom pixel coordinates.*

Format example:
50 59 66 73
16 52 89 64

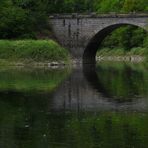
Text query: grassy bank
97 47 148 62
97 47 148 56
0 40 70 65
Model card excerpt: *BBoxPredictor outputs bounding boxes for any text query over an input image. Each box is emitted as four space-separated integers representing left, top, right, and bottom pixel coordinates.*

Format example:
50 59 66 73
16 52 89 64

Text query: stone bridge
49 14 148 63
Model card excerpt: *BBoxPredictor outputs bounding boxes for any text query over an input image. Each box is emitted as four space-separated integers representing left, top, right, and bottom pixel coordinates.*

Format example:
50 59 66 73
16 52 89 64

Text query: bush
144 36 148 48
0 40 70 62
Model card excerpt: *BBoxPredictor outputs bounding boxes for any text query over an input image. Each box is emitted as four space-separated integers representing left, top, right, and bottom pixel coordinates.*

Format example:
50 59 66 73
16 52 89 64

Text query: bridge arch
83 23 147 64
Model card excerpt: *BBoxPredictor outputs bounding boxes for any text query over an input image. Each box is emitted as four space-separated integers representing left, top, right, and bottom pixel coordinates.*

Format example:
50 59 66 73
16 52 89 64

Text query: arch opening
83 23 147 64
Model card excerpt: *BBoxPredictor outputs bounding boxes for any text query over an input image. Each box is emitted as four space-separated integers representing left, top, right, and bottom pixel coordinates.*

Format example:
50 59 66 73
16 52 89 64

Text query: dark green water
0 62 148 148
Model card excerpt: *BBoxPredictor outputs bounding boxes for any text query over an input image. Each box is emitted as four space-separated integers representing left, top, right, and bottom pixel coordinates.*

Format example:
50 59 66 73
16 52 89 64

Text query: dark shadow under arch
83 23 147 64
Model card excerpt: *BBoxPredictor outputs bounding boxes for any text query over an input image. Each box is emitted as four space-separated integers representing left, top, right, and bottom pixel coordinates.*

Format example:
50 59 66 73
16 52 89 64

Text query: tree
0 0 49 39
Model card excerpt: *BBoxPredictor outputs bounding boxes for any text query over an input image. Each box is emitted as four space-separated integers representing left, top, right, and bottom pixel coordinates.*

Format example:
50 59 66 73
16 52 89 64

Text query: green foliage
94 0 124 13
143 36 148 47
0 0 48 39
46 0 148 13
97 48 125 56
0 40 70 62
122 0 148 12
97 47 148 57
101 26 147 50
47 0 95 13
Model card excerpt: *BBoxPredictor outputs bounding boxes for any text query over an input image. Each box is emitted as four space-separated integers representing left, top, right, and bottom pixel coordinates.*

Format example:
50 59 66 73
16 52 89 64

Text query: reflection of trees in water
0 67 69 92
83 62 148 102
0 67 70 148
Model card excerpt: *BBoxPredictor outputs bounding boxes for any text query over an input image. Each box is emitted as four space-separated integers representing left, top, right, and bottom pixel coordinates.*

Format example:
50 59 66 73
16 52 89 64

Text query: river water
0 62 148 148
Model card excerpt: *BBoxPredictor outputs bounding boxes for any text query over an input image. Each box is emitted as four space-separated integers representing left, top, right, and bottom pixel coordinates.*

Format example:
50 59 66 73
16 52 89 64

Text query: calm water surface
0 62 148 148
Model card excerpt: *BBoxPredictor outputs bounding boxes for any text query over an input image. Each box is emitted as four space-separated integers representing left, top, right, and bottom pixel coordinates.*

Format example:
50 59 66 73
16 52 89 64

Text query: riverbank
0 40 148 66
0 40 70 66
97 55 145 62
96 47 148 62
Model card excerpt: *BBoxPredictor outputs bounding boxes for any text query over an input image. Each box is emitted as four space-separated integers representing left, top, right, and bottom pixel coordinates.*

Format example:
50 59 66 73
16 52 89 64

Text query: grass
0 40 70 63
97 47 148 57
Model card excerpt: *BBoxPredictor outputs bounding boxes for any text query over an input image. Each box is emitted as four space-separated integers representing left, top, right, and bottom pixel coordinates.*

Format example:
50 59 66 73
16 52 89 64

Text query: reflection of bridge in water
52 65 148 112
50 14 148 63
